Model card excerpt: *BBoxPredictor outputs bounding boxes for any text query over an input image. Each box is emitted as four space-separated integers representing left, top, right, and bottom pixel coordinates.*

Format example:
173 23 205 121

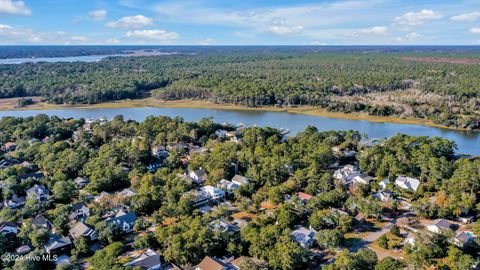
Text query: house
331 208 350 216
32 215 52 229
375 190 393 202
118 188 137 198
74 177 89 189
231 175 250 186
16 245 32 255
217 179 239 193
167 143 189 152
94 191 112 202
196 256 229 270
215 129 228 138
106 210 137 233
188 189 211 208
26 184 49 201
189 168 207 184
20 161 35 169
297 192 313 204
18 172 44 181
200 186 225 201
69 202 90 222
3 142 17 152
426 219 452 234
378 179 390 190
209 220 240 234
0 221 19 234
395 176 421 192
6 195 26 209
353 173 374 185
44 234 72 254
290 226 317 248
124 249 162 270
453 231 476 248
69 222 97 240
404 232 416 246
152 146 169 159
333 165 360 185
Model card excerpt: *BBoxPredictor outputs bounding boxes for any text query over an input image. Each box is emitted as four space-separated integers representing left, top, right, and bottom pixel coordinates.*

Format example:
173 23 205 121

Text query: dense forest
1 115 479 269
1 47 480 129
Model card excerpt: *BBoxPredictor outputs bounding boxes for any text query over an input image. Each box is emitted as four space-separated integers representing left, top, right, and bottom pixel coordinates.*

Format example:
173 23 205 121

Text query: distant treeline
1 48 480 129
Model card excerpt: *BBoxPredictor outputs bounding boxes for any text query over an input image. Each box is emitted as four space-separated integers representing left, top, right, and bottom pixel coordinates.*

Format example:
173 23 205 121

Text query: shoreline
0 97 469 131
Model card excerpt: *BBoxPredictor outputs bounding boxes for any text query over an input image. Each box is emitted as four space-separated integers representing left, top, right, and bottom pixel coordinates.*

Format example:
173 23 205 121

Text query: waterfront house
290 226 317 248
395 176 421 192
0 221 19 235
123 249 162 270
26 184 49 202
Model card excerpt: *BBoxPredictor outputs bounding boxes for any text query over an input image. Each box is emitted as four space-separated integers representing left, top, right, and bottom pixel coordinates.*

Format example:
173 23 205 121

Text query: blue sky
0 0 479 45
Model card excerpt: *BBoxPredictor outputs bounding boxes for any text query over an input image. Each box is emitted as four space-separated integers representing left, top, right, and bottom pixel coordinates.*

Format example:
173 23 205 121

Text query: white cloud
71 36 88 42
395 9 442 26
56 31 67 36
106 15 153 28
0 0 30 15
470 28 480 34
451 12 480 22
308 41 328 45
355 26 388 35
0 24 12 30
395 32 422 42
266 23 303 35
89 9 107 21
125 29 179 41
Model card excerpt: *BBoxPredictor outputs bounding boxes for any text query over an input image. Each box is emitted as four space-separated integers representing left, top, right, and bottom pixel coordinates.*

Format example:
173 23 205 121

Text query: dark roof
124 249 161 269
45 234 71 251
32 215 50 227
0 221 18 229
107 211 137 225
71 202 87 211
18 172 44 181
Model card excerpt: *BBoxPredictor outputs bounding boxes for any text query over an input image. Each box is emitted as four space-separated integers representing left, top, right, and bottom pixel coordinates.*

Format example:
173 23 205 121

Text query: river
0 107 478 155
0 55 111 64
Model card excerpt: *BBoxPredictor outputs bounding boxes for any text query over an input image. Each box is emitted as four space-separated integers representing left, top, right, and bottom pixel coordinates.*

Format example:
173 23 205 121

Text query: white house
290 226 317 248
426 219 452 234
334 165 360 185
395 176 421 192
378 179 390 190
106 210 137 233
200 185 225 201
231 174 250 186
353 173 374 185
217 179 239 193
375 190 393 202
189 168 207 184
